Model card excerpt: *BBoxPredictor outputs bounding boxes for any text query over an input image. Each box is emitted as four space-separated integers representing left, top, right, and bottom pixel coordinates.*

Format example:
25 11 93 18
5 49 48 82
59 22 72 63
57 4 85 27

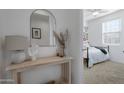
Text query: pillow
95 46 107 54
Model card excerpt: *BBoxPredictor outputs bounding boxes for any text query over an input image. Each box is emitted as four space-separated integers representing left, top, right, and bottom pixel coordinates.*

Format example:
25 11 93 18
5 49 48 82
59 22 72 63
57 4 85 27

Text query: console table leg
61 62 71 84
12 71 21 84
68 62 71 84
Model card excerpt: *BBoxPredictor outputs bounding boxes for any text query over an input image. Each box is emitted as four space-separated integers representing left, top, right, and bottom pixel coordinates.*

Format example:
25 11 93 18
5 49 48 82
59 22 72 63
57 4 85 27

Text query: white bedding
83 47 110 67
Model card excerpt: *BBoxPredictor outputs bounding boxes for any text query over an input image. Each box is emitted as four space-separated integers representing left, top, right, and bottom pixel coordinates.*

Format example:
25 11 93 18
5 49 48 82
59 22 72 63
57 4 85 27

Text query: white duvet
88 47 109 68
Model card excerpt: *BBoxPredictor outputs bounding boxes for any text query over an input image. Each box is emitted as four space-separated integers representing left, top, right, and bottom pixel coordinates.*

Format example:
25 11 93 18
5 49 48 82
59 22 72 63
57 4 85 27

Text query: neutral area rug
84 61 124 84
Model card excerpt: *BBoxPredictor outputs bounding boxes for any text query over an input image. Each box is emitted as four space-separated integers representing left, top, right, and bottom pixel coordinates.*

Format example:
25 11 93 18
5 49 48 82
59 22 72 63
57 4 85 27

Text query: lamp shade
5 35 29 51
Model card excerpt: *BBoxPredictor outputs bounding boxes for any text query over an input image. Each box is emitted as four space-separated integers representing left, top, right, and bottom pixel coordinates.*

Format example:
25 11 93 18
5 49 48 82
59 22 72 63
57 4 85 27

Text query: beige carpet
84 61 124 84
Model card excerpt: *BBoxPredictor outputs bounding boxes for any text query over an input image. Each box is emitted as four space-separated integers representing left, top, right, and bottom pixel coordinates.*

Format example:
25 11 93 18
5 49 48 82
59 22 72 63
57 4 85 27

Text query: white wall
63 9 84 83
0 32 3 78
88 10 124 63
0 9 83 83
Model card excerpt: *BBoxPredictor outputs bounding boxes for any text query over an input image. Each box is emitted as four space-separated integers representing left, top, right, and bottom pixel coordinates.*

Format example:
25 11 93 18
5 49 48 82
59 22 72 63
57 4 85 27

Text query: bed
83 46 110 68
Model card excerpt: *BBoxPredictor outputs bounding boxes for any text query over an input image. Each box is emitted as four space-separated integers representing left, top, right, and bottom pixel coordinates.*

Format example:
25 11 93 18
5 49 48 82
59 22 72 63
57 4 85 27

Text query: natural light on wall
102 19 121 45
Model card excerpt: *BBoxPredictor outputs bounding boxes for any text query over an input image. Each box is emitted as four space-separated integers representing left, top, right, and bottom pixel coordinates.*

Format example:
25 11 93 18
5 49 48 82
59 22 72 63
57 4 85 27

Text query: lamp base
11 51 26 64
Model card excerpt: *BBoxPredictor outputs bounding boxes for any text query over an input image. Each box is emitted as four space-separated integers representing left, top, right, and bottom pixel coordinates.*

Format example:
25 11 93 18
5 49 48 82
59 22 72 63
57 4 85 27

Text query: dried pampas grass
53 30 69 57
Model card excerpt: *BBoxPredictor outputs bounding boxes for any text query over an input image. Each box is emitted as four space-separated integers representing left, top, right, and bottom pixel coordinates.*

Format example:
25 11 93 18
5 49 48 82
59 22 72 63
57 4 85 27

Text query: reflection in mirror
30 9 56 47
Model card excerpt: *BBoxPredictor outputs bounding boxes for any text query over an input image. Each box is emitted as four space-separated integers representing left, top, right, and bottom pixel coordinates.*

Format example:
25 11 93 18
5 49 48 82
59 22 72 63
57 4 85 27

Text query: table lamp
5 35 29 64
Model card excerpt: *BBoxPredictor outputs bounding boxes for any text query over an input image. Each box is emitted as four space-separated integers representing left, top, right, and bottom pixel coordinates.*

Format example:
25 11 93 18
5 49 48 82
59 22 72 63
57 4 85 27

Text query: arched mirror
30 9 56 47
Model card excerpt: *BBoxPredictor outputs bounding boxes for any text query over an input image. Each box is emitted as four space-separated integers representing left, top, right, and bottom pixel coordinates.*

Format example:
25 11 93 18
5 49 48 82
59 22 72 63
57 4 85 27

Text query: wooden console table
6 57 72 84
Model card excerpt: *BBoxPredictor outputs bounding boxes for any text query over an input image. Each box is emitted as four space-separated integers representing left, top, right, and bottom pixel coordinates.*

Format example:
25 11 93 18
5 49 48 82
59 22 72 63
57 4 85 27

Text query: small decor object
28 44 39 61
57 46 64 57
32 28 41 39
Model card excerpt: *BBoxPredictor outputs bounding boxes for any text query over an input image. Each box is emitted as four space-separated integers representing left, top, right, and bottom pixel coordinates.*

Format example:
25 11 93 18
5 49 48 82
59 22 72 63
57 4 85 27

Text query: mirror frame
30 9 57 47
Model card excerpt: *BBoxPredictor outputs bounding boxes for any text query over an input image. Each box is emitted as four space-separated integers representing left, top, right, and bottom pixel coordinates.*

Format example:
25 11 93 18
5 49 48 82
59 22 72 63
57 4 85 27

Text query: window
102 19 121 45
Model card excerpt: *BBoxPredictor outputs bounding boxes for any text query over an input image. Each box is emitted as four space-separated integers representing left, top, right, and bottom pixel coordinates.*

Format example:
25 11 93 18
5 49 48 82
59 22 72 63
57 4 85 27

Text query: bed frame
85 46 109 67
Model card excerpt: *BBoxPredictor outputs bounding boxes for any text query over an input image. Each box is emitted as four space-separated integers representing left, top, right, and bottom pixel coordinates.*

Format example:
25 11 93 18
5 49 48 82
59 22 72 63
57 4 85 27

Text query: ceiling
84 9 119 21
